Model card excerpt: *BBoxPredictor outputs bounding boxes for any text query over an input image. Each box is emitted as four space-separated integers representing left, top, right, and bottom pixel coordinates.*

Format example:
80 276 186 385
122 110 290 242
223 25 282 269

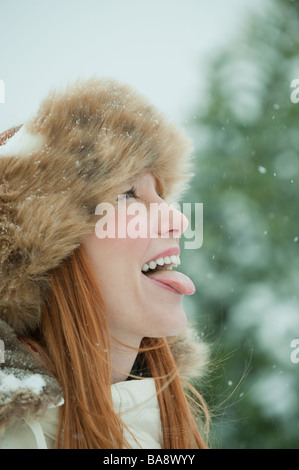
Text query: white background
1 0 262 129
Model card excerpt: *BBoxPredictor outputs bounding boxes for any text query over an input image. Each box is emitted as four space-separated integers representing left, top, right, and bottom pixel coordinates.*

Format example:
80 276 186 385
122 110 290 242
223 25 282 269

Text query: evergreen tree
183 0 299 448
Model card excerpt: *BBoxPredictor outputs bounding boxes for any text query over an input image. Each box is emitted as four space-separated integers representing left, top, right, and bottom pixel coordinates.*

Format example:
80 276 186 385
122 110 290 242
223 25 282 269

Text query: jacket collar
0 319 62 435
0 319 209 435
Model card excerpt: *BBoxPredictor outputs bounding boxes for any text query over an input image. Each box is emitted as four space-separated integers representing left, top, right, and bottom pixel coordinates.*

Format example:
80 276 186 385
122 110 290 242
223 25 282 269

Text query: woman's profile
0 78 209 449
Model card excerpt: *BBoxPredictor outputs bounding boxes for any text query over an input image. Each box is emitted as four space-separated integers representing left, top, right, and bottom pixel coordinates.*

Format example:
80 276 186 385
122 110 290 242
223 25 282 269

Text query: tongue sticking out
144 269 195 295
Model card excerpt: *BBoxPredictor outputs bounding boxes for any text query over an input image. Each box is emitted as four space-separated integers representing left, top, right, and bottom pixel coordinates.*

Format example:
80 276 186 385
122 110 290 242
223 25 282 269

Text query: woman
0 78 209 449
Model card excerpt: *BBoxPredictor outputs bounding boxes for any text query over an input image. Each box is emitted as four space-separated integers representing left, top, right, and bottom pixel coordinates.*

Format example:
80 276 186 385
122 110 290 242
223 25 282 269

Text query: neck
110 338 140 384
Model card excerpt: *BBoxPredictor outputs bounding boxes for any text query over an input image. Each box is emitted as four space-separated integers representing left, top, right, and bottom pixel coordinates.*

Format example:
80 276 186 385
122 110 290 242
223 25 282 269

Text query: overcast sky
1 0 263 130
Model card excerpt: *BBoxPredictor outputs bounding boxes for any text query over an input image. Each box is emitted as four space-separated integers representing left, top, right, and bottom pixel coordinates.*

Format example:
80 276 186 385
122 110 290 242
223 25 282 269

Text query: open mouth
141 254 195 296
141 254 180 275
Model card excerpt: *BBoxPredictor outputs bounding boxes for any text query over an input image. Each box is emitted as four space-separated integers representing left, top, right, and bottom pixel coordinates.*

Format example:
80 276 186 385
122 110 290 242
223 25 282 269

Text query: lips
142 268 195 296
141 246 195 296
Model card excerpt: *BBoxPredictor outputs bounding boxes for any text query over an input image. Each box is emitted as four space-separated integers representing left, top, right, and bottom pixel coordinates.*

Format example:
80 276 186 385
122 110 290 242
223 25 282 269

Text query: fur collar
0 319 62 434
0 319 209 435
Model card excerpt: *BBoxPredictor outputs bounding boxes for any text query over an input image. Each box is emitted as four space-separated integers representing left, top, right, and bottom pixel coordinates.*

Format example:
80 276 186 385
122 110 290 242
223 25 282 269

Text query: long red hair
27 245 209 448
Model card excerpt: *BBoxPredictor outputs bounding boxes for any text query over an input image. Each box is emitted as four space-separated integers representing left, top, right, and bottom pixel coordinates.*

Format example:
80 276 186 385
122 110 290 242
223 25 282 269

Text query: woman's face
82 173 195 347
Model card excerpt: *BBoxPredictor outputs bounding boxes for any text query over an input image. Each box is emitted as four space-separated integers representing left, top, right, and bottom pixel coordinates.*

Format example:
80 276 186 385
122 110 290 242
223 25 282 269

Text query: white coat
0 319 209 449
0 378 162 449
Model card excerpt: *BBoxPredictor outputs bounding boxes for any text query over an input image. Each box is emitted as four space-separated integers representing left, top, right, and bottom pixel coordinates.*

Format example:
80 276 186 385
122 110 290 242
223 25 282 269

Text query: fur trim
0 78 193 335
0 320 208 434
172 327 210 380
0 319 62 435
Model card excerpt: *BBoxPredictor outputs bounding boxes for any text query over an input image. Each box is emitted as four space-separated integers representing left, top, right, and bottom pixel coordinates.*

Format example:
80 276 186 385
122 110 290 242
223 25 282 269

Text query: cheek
83 208 152 313
112 208 151 262
86 233 149 294
116 203 151 239
95 200 151 244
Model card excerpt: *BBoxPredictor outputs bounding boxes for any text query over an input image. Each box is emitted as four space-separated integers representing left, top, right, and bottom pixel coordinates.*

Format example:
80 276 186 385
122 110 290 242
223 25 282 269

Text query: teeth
141 255 180 273
149 261 156 270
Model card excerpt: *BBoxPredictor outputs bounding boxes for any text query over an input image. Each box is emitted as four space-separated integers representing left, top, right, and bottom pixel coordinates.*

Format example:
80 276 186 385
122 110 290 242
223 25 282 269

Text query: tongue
145 270 195 295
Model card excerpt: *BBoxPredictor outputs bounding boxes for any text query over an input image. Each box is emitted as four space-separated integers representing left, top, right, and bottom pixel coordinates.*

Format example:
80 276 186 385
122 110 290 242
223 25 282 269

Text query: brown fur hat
0 78 193 335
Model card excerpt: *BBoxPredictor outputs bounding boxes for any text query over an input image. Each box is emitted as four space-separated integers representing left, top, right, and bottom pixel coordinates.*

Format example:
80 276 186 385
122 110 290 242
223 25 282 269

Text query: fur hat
0 78 193 335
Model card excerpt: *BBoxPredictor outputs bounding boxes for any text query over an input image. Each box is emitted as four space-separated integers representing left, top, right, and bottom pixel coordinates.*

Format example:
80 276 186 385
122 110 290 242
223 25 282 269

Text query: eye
126 186 138 199
119 186 139 200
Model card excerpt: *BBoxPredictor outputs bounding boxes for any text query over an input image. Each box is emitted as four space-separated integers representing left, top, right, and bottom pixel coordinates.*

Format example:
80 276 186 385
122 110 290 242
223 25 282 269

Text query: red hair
27 245 209 448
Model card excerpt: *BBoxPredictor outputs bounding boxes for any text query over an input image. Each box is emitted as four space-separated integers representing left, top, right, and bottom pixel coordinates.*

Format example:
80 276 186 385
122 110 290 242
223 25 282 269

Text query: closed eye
119 186 140 200
126 186 138 198
118 183 163 201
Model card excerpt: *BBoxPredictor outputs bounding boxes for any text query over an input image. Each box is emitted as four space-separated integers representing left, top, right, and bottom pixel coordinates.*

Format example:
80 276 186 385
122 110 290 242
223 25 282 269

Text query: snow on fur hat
0 78 193 335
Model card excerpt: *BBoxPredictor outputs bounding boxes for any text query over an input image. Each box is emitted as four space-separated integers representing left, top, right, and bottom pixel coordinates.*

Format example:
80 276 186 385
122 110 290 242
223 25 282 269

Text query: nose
150 200 189 239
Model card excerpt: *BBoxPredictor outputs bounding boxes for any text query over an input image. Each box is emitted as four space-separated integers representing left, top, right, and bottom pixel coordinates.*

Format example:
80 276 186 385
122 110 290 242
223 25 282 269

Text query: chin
155 307 188 338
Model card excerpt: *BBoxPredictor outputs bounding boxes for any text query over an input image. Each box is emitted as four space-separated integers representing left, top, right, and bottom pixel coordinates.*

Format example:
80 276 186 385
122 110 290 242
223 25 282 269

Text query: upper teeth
141 255 180 273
